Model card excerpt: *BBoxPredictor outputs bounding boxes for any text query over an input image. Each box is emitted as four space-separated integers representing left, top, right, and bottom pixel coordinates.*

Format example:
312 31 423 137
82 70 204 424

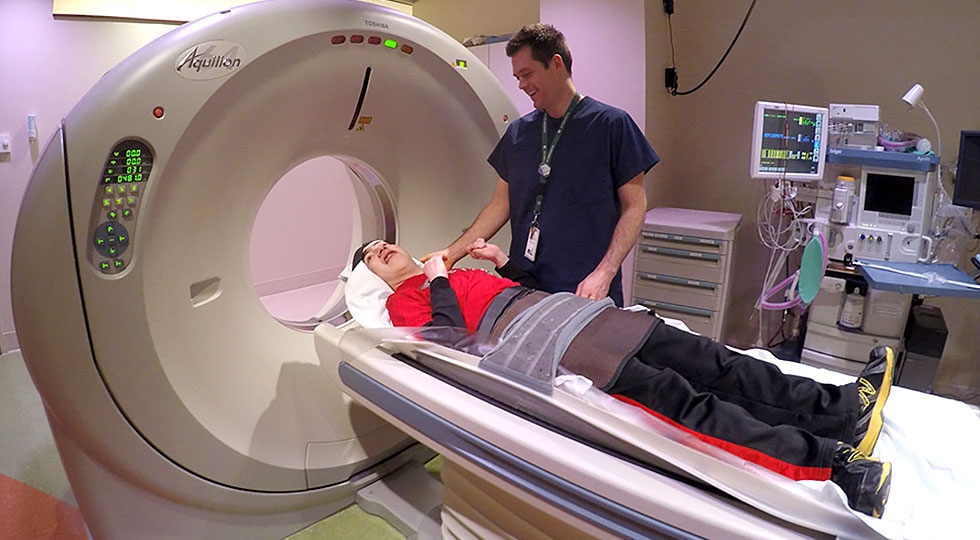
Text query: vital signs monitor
750 101 829 182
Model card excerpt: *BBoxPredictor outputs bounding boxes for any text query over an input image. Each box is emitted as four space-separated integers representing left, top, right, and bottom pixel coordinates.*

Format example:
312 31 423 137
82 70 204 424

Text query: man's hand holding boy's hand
466 238 508 267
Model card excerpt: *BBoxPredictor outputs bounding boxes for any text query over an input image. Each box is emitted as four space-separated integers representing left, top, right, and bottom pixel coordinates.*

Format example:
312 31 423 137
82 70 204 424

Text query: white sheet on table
742 341 980 539
593 316 980 539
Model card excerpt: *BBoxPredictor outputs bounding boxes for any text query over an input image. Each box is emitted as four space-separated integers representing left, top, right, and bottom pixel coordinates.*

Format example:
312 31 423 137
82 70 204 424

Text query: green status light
384 39 398 49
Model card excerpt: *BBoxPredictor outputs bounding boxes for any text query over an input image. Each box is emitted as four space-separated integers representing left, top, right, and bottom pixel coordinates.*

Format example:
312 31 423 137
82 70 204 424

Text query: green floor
284 456 443 539
284 505 404 540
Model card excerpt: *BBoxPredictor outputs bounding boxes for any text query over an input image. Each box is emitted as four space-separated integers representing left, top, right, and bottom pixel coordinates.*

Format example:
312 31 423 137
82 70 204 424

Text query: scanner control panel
88 139 153 274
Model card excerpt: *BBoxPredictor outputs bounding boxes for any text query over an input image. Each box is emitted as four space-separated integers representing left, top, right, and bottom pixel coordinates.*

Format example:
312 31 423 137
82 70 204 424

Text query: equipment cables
666 0 758 96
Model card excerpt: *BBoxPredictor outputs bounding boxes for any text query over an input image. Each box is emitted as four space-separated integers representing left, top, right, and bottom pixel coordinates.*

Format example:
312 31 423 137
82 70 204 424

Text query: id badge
524 225 540 262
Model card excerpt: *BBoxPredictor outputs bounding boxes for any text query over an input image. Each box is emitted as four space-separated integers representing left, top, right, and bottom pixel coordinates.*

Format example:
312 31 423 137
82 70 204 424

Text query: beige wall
413 0 539 42
649 0 980 395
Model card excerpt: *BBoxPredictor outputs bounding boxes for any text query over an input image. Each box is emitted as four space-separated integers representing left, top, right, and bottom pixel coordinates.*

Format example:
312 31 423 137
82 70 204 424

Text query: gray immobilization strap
479 293 612 394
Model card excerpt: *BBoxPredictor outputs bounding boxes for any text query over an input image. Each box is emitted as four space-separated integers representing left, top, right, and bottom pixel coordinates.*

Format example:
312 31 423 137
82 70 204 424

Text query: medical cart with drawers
632 207 742 341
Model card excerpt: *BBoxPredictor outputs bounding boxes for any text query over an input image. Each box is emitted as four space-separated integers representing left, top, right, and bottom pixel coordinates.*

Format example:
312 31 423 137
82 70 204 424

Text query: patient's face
363 241 417 286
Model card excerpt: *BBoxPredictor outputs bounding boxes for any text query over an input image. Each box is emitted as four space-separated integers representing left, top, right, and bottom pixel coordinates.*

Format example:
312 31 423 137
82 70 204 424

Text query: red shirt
386 269 518 331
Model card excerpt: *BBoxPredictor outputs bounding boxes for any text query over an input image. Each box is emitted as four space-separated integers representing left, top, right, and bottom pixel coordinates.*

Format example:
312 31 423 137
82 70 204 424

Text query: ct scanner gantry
12 1 515 537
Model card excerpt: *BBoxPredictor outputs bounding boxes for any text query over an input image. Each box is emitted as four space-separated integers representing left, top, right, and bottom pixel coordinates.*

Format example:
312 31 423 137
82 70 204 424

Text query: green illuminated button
94 220 130 258
122 209 133 219
113 259 125 269
114 197 124 206
105 186 115 195
129 185 139 194
102 198 112 208
126 196 136 206
384 39 397 49
107 210 118 220
100 261 111 272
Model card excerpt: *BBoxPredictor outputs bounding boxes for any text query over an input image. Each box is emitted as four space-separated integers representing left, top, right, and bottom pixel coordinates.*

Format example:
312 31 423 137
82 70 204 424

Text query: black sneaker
831 443 892 518
853 346 894 455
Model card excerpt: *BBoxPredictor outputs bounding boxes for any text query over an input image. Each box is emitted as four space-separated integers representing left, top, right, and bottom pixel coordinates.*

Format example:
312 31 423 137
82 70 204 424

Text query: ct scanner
10 1 893 539
13 0 512 537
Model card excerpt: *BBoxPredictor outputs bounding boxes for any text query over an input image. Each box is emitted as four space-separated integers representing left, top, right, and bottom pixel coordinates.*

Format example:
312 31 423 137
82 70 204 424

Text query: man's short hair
506 23 572 75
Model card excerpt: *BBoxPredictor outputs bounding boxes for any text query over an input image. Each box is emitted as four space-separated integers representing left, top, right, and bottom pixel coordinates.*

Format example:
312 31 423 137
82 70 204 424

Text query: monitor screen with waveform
750 101 828 182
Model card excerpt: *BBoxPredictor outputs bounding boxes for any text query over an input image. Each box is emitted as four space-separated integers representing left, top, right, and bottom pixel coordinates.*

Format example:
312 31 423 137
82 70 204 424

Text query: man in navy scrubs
427 23 659 306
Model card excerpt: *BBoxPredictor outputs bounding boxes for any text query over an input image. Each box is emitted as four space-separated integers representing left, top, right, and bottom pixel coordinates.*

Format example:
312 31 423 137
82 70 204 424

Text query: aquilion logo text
175 41 247 81
177 47 240 72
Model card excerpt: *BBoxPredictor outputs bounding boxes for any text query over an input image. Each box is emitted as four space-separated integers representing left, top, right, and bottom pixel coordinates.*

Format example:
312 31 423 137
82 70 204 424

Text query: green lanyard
533 93 582 224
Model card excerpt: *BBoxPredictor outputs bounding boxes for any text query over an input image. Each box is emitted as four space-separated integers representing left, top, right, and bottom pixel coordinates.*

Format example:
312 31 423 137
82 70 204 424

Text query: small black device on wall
953 130 980 209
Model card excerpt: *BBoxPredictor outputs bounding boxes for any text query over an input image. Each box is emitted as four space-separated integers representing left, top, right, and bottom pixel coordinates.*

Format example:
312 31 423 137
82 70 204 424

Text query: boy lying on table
348 238 894 518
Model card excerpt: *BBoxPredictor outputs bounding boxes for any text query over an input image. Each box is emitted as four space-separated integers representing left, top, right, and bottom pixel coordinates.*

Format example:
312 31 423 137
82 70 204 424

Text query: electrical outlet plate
0 133 11 155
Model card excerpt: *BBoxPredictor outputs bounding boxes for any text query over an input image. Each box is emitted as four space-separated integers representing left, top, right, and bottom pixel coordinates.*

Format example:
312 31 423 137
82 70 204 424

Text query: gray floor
0 350 77 507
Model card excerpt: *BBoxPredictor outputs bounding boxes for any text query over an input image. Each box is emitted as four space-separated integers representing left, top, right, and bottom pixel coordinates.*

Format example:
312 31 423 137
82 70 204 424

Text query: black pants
606 321 860 474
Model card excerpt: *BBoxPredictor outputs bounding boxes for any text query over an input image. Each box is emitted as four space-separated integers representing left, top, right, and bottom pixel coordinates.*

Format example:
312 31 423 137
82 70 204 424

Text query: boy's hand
466 238 508 267
422 254 449 280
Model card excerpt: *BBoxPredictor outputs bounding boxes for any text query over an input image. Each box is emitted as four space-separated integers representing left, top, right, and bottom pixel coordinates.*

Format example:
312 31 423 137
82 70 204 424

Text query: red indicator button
368 36 382 45
351 35 364 44
401 44 414 54
331 35 346 45
152 106 165 119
